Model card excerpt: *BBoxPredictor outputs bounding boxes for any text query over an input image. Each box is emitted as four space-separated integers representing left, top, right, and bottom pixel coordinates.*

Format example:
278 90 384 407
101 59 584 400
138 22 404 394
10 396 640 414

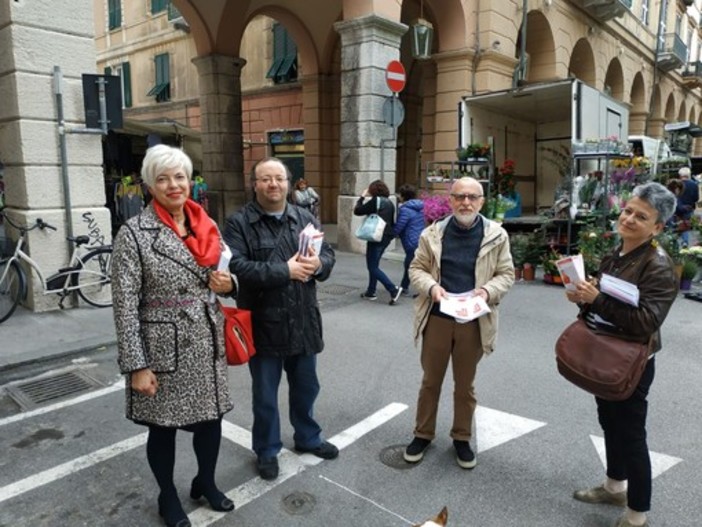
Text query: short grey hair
678 166 691 179
140 144 193 188
631 182 676 223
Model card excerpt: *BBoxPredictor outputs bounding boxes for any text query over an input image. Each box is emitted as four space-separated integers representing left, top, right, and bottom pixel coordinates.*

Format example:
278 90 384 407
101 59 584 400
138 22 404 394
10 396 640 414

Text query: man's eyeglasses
450 193 484 202
256 176 288 184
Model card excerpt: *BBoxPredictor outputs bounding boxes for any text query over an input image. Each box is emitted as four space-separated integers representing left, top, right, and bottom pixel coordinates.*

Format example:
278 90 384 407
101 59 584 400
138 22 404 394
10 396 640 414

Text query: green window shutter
108 0 121 29
104 66 112 76
266 23 286 79
151 0 167 15
122 61 132 108
267 23 297 83
152 53 170 102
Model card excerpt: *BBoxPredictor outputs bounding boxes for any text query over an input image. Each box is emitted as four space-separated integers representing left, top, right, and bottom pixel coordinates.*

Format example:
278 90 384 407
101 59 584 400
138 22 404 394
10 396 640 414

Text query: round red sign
386 60 406 93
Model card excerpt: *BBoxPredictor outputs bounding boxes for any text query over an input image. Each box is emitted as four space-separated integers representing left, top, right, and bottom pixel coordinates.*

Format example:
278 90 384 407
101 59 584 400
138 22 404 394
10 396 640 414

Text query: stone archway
677 100 687 122
629 72 646 135
569 38 596 87
604 58 624 101
523 10 556 82
664 93 676 122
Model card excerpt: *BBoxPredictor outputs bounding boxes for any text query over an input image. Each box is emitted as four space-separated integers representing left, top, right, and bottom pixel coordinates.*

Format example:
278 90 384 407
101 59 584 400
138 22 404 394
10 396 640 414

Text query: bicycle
0 209 113 323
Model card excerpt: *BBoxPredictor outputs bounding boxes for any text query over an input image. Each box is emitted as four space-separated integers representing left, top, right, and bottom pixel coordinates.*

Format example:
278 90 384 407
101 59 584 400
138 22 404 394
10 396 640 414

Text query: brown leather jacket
582 240 678 353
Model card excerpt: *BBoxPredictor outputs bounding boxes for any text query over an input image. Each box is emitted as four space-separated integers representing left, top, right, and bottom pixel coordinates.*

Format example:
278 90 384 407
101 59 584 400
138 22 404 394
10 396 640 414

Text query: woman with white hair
112 145 235 527
566 182 679 527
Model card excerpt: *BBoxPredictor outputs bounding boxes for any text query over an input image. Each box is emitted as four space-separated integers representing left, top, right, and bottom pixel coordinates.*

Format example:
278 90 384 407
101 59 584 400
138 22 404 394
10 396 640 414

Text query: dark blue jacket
394 199 425 252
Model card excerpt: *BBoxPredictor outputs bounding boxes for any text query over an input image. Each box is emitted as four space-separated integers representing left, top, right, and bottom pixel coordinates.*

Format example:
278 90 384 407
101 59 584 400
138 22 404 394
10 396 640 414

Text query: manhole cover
379 445 417 469
282 491 316 515
5 369 104 411
317 284 357 295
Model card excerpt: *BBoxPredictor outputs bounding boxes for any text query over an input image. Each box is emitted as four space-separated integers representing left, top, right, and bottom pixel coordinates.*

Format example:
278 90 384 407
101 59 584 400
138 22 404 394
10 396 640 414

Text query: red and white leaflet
555 254 585 291
439 291 491 322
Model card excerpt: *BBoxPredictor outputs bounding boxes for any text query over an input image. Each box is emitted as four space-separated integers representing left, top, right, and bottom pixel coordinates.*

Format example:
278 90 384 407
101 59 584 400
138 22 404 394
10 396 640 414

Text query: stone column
629 111 647 136
193 54 246 225
334 15 407 253
647 117 666 140
0 0 107 311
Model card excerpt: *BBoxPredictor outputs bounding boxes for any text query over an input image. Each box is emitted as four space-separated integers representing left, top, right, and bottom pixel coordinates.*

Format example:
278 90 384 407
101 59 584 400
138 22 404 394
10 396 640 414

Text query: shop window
266 23 297 84
108 0 121 30
147 53 170 103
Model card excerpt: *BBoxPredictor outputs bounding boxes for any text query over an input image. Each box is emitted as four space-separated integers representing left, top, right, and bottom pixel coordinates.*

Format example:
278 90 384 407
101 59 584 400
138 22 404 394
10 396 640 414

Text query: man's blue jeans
365 238 397 295
248 353 322 459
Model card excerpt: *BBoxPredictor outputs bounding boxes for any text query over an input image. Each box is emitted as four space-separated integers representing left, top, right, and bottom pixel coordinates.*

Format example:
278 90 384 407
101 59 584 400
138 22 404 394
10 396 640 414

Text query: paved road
0 253 700 526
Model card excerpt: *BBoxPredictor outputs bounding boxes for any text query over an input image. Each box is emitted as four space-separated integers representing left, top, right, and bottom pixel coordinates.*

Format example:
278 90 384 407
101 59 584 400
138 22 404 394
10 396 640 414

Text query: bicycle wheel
0 259 24 323
76 248 113 307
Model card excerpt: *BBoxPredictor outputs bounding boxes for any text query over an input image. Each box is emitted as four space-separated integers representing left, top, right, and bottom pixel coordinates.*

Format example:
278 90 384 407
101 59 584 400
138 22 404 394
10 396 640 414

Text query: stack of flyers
555 254 586 291
600 273 640 307
439 291 491 322
298 223 324 257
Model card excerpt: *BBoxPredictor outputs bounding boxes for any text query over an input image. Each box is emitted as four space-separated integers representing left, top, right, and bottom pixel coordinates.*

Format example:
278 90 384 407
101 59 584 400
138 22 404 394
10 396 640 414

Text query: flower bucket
680 278 693 291
504 192 522 218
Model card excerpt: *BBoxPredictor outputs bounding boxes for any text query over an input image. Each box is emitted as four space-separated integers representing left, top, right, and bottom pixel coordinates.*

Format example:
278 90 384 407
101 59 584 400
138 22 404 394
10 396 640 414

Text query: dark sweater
431 216 484 317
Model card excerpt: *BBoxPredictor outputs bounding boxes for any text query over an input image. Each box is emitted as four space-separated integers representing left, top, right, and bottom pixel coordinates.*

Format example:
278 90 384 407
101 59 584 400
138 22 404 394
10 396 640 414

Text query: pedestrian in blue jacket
394 184 425 296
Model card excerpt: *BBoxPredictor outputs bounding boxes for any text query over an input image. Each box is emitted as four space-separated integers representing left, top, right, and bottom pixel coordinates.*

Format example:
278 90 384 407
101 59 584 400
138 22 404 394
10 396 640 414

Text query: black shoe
389 287 403 305
453 439 476 469
403 437 431 463
257 456 279 480
295 440 339 459
158 493 191 527
360 292 378 301
190 478 235 512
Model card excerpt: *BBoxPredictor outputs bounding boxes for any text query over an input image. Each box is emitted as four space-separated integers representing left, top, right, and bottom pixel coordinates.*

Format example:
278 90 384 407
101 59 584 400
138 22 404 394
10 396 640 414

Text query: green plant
541 246 562 275
524 230 543 267
655 229 683 265
576 222 618 276
509 233 530 268
681 258 698 280
540 144 572 179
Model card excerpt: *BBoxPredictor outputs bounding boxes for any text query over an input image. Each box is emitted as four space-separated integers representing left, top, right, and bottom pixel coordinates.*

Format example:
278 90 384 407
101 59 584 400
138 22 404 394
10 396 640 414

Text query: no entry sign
386 60 406 93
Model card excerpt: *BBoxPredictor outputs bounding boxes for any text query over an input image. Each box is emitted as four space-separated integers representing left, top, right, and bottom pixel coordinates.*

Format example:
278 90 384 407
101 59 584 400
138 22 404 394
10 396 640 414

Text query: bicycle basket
0 236 17 259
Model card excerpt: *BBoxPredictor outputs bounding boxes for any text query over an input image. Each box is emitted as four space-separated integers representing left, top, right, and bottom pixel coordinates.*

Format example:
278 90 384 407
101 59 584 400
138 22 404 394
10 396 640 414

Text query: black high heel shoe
190 478 235 512
158 493 192 527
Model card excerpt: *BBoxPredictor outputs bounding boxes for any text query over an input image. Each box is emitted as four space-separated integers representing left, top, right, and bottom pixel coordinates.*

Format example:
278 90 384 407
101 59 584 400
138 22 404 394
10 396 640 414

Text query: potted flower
680 259 698 291
522 230 542 281
577 224 618 276
486 195 516 222
420 191 452 224
541 246 563 285
509 233 530 280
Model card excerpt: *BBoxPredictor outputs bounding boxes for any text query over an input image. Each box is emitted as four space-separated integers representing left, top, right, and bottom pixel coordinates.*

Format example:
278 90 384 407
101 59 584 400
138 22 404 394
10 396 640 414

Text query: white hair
140 144 193 188
678 166 691 179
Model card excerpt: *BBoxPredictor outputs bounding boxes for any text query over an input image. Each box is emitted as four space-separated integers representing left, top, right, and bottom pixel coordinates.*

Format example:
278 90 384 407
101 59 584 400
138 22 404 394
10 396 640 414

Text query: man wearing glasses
403 176 514 469
224 157 338 481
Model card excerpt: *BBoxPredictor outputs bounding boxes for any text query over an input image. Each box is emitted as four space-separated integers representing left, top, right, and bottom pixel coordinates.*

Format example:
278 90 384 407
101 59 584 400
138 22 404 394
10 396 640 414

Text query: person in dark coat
354 179 403 305
394 184 425 296
567 182 678 527
112 145 235 527
224 157 338 482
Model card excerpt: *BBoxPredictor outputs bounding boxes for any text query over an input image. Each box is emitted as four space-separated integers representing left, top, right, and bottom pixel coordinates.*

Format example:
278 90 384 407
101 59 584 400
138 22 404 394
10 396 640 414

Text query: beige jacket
409 215 514 354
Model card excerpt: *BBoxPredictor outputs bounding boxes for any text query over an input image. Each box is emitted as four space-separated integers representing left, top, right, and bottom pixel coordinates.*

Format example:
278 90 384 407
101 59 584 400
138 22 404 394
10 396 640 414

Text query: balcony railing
657 33 687 71
682 61 702 88
577 0 632 21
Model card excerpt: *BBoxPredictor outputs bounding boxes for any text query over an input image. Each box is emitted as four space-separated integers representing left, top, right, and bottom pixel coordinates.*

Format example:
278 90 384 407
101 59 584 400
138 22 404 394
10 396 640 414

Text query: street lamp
411 17 434 60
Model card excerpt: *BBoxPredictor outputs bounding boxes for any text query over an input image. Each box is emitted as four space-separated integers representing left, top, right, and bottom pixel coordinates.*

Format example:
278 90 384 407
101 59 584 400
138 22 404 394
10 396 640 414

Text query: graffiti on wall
81 212 107 247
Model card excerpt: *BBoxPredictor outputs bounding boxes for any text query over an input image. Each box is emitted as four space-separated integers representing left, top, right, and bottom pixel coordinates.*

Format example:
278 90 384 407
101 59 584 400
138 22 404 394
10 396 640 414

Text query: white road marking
189 403 408 525
319 475 414 525
590 435 683 479
0 378 124 427
0 432 146 505
475 406 546 453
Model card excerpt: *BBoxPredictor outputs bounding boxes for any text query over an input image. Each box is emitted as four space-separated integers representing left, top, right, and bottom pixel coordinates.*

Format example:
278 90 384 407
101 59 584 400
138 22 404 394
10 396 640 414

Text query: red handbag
220 304 256 365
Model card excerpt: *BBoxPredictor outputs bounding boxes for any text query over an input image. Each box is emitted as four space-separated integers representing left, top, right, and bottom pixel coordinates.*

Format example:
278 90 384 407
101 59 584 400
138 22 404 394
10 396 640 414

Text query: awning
115 118 202 164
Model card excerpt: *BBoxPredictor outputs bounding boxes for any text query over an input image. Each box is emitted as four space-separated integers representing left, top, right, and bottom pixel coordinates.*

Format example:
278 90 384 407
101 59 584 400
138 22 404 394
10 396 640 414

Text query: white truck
460 78 630 213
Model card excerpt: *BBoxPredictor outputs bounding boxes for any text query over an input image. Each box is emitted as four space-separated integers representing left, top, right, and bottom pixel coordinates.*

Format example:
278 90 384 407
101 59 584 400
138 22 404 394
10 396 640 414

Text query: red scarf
153 198 221 268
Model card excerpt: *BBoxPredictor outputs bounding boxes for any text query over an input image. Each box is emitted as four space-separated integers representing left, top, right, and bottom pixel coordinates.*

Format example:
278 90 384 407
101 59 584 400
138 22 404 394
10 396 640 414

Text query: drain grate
379 445 418 470
282 491 316 515
317 284 357 296
5 370 104 411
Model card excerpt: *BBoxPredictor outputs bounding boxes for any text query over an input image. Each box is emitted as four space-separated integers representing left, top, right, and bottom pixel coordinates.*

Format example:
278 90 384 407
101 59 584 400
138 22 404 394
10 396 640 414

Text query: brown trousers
413 315 484 441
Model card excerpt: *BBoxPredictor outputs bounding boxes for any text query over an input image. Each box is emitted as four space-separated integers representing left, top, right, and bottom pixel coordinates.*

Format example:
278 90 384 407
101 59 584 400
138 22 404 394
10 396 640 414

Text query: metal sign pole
53 66 74 243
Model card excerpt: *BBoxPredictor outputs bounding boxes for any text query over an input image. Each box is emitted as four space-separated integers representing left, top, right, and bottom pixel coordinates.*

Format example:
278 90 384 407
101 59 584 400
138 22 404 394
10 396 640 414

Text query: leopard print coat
111 205 233 428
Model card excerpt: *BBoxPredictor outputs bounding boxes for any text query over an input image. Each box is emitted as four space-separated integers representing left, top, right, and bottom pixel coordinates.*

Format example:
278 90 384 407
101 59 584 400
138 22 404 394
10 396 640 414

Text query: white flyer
439 291 491 322
600 273 640 307
555 254 586 291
